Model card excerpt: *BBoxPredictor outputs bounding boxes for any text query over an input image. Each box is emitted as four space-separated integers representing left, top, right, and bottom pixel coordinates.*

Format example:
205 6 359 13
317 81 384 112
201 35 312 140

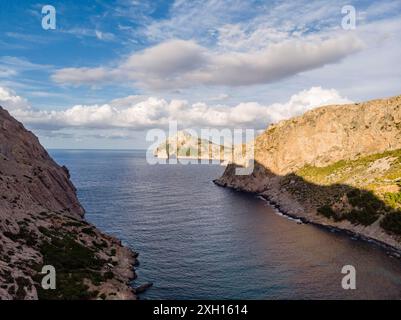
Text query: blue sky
0 0 400 149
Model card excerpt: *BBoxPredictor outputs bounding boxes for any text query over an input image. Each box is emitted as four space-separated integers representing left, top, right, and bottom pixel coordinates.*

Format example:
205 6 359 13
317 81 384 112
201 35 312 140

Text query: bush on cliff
380 211 401 235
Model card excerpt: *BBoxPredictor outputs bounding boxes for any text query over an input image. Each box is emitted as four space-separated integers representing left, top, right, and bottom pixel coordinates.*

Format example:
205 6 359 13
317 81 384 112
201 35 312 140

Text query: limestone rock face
216 95 401 251
0 107 85 222
154 130 232 161
252 95 401 175
0 106 137 300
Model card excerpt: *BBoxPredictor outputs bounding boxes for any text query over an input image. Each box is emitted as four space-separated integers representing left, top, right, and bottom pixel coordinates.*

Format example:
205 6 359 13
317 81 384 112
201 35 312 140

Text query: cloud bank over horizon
1 0 400 148
1 85 352 134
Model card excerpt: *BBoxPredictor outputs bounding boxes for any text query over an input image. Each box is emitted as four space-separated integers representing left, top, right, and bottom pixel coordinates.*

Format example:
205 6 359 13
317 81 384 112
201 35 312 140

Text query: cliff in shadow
215 95 401 252
0 106 138 300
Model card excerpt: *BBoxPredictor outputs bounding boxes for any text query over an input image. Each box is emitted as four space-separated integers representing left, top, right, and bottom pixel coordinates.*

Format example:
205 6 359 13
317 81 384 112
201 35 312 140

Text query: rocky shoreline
214 179 401 261
213 95 401 262
0 106 141 300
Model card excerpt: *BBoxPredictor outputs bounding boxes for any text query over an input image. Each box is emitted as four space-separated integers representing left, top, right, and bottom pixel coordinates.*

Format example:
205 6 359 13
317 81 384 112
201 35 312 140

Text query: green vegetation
347 209 379 226
345 189 384 226
81 227 96 236
381 211 401 235
297 148 401 186
384 192 401 208
4 226 38 246
294 149 401 231
35 228 108 300
317 205 341 221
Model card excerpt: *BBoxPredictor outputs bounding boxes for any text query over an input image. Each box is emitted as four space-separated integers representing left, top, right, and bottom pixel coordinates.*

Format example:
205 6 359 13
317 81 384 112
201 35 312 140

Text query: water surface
51 150 401 299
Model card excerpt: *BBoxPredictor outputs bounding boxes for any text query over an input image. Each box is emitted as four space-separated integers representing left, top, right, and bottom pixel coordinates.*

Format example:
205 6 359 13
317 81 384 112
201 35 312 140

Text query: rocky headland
215 95 401 255
0 106 138 300
154 130 232 162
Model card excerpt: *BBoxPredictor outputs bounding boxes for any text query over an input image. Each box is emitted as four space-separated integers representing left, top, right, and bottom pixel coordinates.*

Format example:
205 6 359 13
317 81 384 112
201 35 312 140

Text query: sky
0 0 400 149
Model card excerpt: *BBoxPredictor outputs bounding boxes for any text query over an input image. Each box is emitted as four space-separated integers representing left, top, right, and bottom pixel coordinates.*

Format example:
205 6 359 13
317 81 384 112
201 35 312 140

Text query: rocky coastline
0 106 140 300
214 94 401 259
214 178 401 259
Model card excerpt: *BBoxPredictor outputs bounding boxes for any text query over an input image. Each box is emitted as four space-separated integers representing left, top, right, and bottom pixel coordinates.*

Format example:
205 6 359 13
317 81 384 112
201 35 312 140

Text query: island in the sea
153 130 233 163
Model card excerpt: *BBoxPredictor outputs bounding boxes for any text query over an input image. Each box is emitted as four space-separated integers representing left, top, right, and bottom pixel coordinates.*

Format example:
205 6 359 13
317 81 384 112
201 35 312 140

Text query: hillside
0 106 137 300
215 95 401 252
154 130 232 162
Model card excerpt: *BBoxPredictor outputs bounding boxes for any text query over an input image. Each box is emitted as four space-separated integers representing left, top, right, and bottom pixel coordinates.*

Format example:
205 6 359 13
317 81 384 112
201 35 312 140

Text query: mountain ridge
0 106 138 300
215 94 401 253
153 130 233 161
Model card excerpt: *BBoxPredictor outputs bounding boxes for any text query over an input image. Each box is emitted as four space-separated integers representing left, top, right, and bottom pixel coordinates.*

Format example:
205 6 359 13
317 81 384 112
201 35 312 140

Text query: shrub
384 192 401 208
347 189 384 211
81 227 96 236
380 211 401 235
345 189 384 226
317 205 342 221
36 233 105 300
347 208 379 226
104 271 114 280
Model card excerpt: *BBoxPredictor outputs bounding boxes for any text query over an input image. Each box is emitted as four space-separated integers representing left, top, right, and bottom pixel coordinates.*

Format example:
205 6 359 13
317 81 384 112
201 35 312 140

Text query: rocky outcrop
0 106 137 300
154 130 232 162
215 95 401 252
251 95 401 176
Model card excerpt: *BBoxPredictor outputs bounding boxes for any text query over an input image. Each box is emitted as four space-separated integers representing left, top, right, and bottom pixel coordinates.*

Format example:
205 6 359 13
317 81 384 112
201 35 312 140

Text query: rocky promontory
0 106 137 300
154 130 232 162
215 95 401 253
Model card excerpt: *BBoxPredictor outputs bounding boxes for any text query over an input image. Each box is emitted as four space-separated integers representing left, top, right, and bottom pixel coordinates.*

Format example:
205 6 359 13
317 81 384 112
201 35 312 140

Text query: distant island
215 94 401 256
153 130 233 163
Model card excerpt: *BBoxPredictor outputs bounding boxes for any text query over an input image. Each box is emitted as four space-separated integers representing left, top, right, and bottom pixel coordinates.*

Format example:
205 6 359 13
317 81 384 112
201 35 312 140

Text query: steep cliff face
0 107 85 222
216 95 401 252
252 95 401 176
0 107 137 300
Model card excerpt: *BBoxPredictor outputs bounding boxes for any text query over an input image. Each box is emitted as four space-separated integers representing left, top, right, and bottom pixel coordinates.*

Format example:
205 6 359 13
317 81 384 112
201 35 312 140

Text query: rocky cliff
215 95 401 253
154 130 232 162
0 106 137 300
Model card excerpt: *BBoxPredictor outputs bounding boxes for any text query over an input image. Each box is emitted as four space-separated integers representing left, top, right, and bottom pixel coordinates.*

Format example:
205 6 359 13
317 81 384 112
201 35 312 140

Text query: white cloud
2 86 351 131
52 34 363 89
52 67 110 85
59 28 116 41
208 93 230 102
0 87 30 111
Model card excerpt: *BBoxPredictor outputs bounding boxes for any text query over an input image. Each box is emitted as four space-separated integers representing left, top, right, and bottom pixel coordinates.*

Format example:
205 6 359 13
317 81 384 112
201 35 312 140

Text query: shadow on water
218 161 401 243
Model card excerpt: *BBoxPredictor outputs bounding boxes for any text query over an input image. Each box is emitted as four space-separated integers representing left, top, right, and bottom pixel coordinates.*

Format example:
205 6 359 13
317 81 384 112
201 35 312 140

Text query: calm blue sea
50 149 401 300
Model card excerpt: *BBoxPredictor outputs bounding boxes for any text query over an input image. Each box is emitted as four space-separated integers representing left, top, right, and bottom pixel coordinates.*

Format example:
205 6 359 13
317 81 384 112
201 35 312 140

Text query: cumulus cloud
0 86 30 110
2 86 351 132
52 34 363 90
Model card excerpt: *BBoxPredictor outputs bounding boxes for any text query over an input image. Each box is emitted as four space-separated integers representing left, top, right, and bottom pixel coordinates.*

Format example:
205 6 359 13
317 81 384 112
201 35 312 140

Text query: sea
50 149 401 300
